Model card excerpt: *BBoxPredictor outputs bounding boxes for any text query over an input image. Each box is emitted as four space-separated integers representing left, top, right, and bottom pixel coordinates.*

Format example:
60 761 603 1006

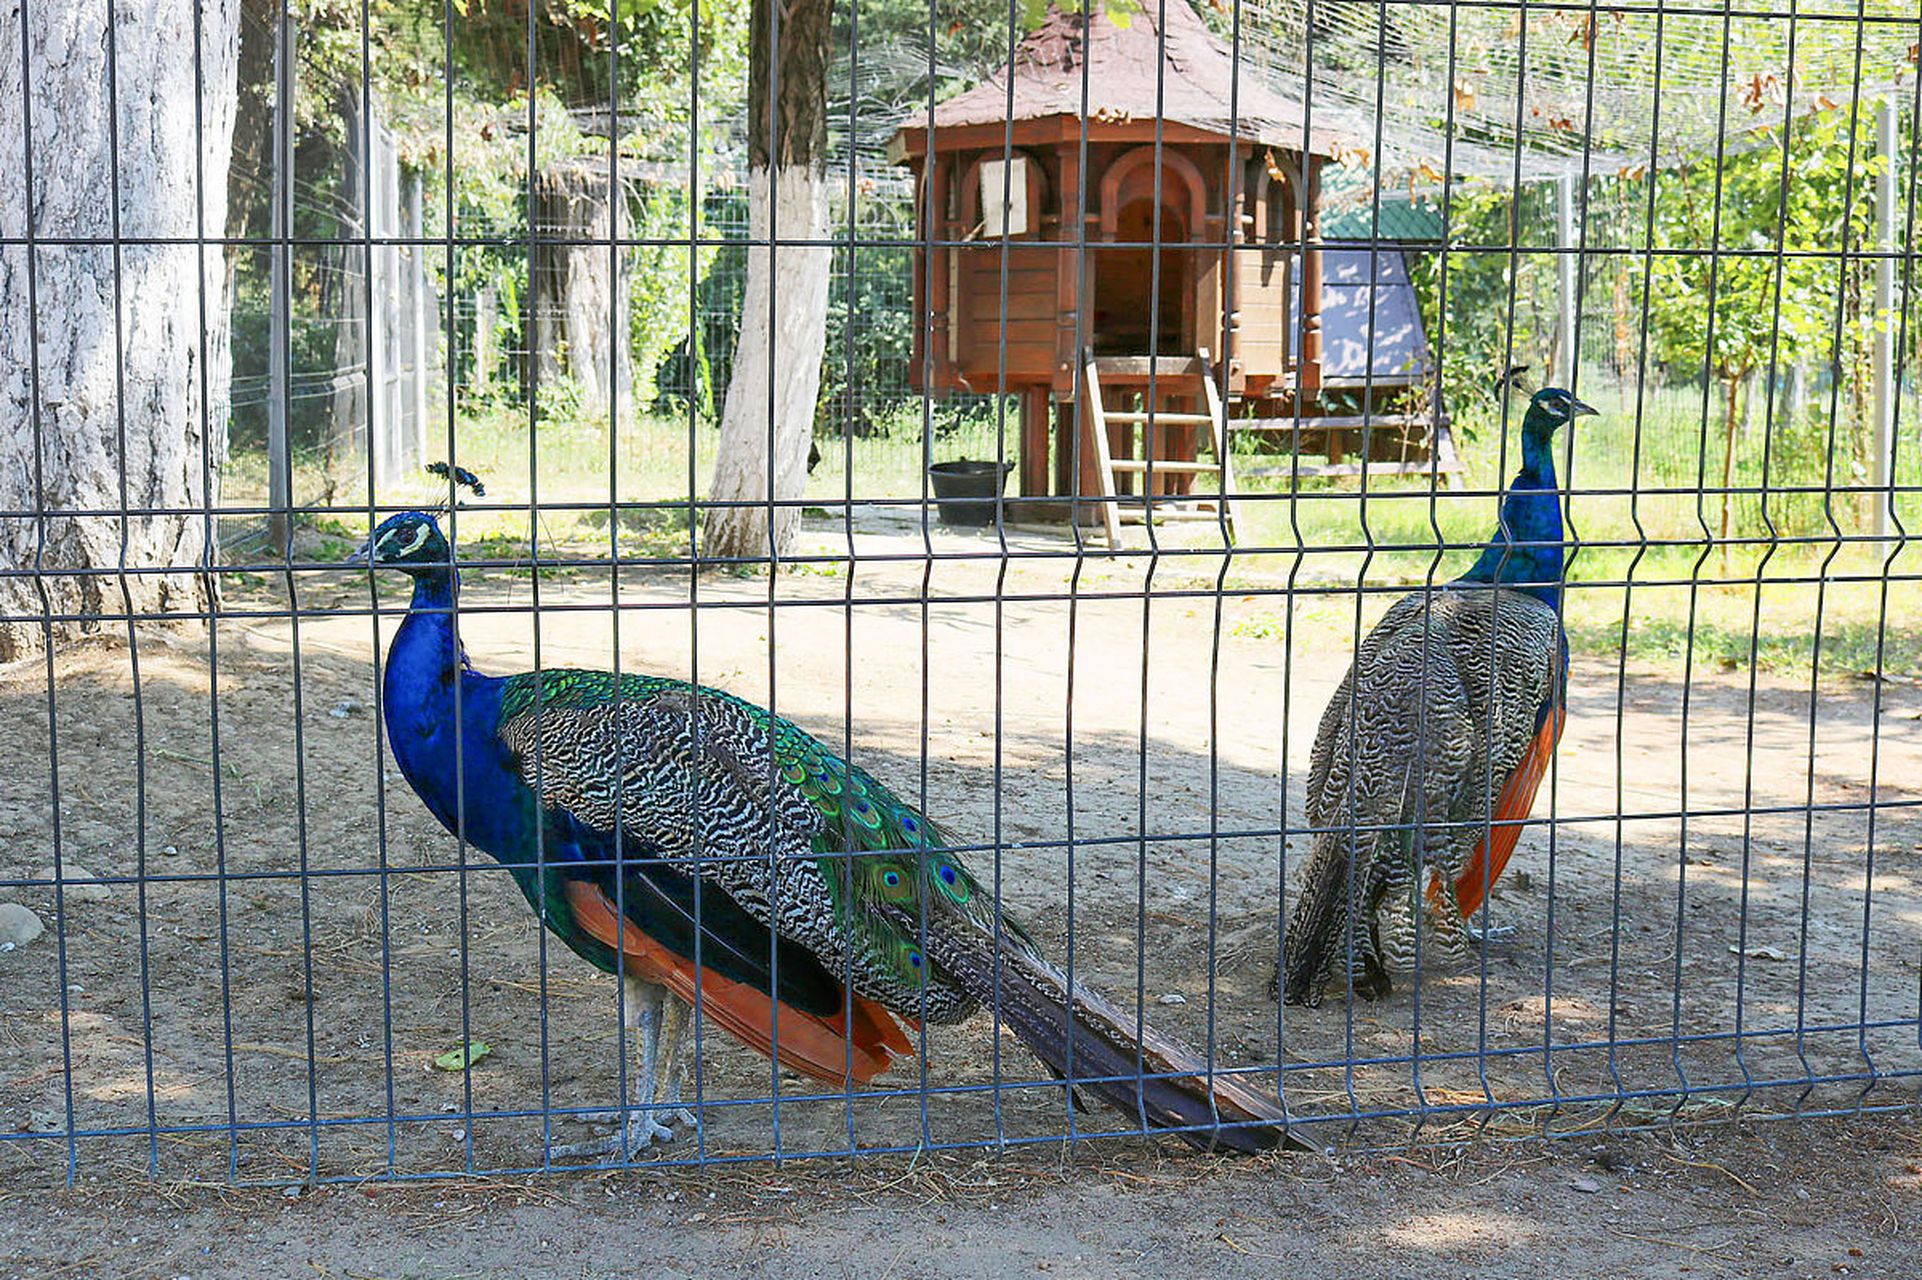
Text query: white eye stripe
375 522 433 558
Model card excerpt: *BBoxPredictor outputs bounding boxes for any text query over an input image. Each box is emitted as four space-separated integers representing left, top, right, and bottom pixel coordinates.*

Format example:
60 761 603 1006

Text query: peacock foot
1464 921 1517 946
551 1107 690 1162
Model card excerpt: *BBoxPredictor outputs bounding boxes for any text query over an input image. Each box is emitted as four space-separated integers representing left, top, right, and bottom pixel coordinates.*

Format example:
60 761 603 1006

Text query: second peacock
1279 385 1592 1007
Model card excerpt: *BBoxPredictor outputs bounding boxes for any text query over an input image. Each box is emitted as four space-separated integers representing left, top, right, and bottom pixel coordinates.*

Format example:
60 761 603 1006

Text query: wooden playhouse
890 0 1457 541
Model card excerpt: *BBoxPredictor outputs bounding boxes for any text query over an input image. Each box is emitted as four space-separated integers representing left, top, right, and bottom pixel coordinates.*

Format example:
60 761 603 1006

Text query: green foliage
818 243 916 436
1406 178 1560 444
1644 105 1884 392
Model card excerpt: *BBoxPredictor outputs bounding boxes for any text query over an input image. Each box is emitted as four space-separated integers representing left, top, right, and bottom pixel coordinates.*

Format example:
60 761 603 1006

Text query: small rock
1569 1176 1603 1194
282 1185 302 1200
0 902 45 948
161 844 180 858
42 862 110 902
329 697 365 720
1157 992 1187 1006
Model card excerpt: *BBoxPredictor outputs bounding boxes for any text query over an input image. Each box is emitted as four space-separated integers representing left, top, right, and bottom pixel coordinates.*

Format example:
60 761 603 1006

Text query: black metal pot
926 460 1014 527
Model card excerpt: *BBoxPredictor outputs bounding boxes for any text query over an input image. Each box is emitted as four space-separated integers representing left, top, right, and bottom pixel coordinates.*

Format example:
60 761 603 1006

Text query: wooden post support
1299 155 1324 391
1020 386 1052 498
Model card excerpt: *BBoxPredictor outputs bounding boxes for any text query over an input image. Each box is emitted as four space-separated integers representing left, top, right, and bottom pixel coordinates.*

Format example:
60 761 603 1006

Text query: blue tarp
1291 248 1433 386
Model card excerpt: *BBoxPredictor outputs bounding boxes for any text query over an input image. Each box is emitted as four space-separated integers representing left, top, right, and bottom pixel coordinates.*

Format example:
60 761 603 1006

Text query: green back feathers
782 723 1007 991
498 668 681 720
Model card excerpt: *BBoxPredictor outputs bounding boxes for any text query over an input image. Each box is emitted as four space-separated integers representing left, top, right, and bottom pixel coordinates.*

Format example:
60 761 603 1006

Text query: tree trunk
532 161 632 429
0 0 242 662
702 0 831 564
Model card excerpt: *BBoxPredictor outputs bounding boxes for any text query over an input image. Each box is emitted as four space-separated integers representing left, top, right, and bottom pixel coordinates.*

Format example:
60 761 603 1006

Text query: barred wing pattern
1283 587 1563 1005
495 670 983 1022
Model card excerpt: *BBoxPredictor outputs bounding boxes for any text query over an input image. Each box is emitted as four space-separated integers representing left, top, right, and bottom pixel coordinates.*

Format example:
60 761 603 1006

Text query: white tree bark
703 164 830 562
0 0 240 661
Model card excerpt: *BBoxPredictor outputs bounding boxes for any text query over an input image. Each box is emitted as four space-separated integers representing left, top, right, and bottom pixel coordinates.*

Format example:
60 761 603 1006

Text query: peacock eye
937 864 957 885
882 870 901 887
908 951 923 968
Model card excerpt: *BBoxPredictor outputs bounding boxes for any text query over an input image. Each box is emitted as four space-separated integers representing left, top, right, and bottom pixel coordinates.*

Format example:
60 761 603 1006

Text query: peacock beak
345 536 375 566
1570 398 1599 418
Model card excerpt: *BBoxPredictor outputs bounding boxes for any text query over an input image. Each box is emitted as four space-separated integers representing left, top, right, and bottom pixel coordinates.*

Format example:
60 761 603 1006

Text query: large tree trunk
702 0 831 563
0 0 241 662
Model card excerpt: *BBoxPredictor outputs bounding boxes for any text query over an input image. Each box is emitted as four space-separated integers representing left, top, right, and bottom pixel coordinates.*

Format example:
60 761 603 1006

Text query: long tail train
932 922 1299 1154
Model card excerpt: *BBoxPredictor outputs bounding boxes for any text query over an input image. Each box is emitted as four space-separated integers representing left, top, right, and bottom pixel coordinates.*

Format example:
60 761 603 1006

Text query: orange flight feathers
1430 703 1566 920
562 880 910 1087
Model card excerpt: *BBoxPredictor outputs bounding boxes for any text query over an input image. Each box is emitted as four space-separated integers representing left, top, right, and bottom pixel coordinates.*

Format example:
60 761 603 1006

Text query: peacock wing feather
495 670 986 1023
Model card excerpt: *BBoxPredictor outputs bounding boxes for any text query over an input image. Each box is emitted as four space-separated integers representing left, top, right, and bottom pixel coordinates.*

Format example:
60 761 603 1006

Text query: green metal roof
1316 166 1446 243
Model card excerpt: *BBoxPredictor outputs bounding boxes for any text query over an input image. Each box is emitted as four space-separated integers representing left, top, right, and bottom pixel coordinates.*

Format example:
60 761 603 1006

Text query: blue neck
381 568 536 863
1455 426 1564 606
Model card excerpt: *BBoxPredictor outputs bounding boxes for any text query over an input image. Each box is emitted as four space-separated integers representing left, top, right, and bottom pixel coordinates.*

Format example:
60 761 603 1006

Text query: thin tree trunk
0 0 242 662
703 0 831 564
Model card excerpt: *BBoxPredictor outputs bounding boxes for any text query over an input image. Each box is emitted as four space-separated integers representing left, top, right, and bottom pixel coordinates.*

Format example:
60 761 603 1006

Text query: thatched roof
897 1 1356 156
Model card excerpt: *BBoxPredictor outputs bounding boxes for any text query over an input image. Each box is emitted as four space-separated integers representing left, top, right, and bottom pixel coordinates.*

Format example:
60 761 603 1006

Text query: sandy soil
1 515 1918 1203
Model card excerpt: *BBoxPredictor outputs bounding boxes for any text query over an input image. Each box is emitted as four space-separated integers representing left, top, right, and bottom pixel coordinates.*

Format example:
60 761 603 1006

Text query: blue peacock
357 509 1289 1156
1279 384 1592 1005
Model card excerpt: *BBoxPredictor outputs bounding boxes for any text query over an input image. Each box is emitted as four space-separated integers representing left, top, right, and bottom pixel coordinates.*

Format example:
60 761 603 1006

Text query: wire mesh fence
0 0 1917 1185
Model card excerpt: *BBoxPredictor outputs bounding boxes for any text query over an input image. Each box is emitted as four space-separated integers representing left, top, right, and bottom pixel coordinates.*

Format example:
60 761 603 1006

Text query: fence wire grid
0 0 1918 1185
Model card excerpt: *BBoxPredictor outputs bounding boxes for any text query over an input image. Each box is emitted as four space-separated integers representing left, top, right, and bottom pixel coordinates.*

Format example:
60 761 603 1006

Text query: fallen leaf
433 1041 492 1072
1728 944 1789 962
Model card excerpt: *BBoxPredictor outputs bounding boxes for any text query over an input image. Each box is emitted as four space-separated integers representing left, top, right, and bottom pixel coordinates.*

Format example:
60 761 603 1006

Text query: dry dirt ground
0 516 1918 1271
0 1118 1918 1279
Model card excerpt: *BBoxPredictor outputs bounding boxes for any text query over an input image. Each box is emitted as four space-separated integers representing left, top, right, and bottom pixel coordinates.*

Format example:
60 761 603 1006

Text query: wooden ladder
1083 350 1239 549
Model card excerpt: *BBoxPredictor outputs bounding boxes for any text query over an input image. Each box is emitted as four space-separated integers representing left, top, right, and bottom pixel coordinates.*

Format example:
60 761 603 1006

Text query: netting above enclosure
846 0 1922 185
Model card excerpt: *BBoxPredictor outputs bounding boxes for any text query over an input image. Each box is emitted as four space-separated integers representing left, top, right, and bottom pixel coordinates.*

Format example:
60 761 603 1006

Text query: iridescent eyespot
907 951 923 969
900 816 919 834
882 870 902 887
937 864 957 886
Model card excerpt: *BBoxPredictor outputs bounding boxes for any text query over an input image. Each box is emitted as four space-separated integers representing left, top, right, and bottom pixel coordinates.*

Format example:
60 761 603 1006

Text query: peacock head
349 511 451 575
1522 387 1598 440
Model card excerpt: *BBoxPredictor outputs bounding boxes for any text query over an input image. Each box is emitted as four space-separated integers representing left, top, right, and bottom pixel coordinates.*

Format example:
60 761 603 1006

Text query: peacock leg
651 996 698 1131
553 976 676 1160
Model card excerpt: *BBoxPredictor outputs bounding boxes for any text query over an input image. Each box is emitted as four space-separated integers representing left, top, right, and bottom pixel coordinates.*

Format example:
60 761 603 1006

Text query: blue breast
381 578 542 865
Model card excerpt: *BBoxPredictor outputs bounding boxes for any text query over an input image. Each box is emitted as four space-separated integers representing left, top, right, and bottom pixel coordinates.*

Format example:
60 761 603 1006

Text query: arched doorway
1093 198 1193 356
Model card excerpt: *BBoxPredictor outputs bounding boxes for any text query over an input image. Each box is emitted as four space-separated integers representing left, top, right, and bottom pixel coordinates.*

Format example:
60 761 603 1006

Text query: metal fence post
267 9 296 554
1874 97 1897 541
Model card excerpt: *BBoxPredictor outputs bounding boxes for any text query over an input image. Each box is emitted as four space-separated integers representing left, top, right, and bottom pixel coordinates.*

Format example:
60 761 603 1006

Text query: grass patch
222 378 1922 677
